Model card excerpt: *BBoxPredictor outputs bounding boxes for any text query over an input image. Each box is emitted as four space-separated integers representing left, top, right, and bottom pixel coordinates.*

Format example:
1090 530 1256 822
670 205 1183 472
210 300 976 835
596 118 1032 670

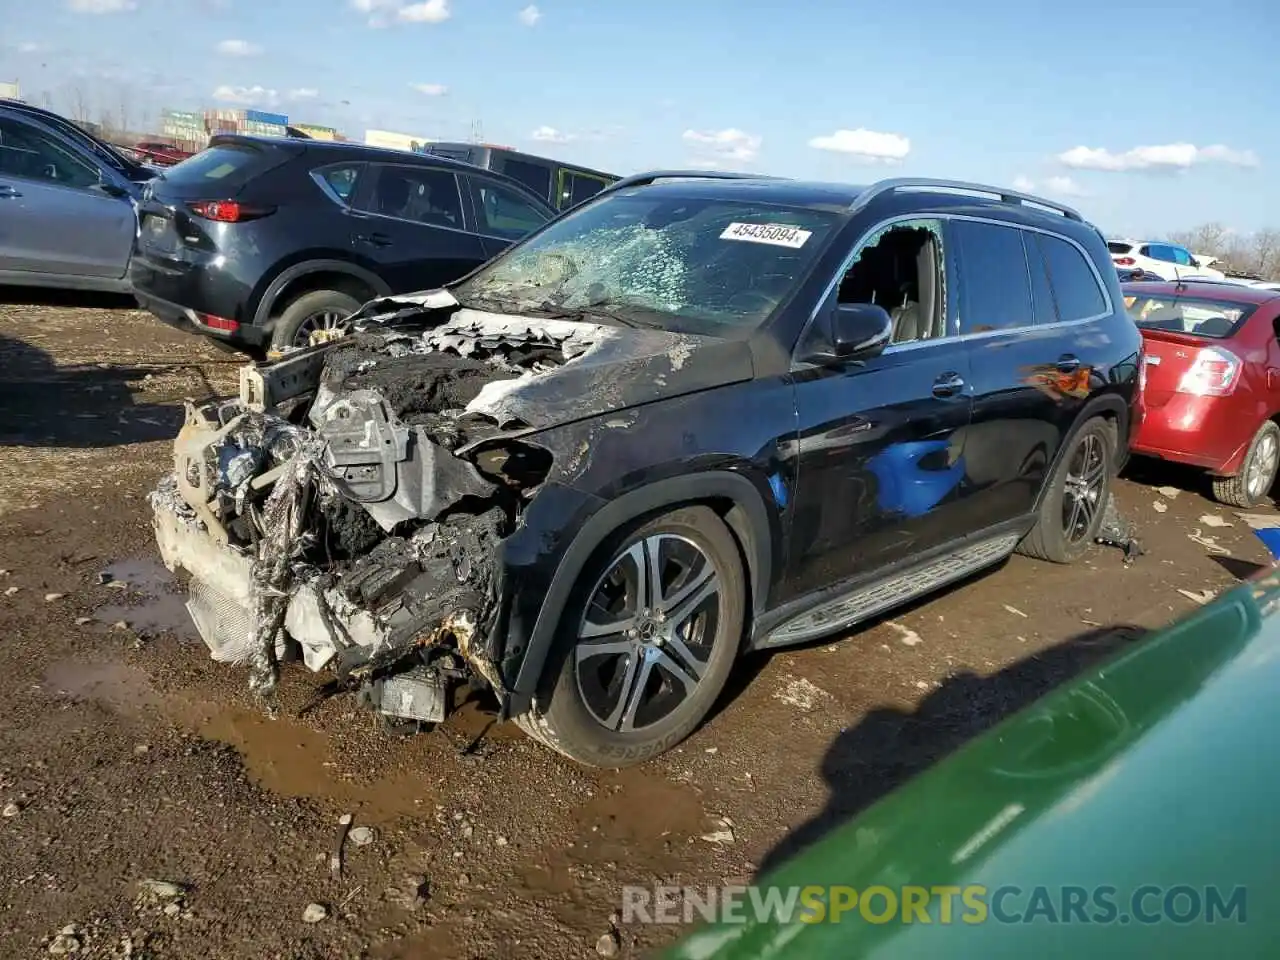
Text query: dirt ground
0 291 1272 960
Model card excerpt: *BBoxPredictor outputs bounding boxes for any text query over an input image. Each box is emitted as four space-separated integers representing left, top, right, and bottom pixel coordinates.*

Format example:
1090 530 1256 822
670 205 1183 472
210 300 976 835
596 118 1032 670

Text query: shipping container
245 108 288 127
294 123 338 141
0 80 20 100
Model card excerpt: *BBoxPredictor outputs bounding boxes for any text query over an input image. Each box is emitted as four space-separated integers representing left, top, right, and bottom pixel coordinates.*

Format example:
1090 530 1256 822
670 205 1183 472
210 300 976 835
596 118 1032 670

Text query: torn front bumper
152 481 388 673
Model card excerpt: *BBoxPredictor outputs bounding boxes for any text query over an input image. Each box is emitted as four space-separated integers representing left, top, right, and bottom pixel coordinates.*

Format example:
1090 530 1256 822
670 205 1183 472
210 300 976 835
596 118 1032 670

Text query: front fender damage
150 311 602 727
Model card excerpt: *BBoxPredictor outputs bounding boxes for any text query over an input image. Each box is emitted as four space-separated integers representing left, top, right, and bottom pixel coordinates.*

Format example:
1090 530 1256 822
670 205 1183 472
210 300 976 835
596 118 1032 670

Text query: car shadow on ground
0 286 139 310
0 333 226 448
753 621 1149 879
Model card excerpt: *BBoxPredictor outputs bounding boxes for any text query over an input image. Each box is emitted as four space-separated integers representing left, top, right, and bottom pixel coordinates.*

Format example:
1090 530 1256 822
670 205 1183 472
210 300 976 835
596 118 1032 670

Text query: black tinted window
1040 233 1107 320
1025 233 1057 325
363 164 463 229
0 117 99 188
468 177 549 240
953 220 1033 334
568 171 608 206
500 157 552 201
162 144 275 187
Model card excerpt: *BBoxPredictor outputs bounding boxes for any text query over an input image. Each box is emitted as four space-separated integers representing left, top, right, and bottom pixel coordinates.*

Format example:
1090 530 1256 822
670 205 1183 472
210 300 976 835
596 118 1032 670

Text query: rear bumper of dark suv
129 256 267 349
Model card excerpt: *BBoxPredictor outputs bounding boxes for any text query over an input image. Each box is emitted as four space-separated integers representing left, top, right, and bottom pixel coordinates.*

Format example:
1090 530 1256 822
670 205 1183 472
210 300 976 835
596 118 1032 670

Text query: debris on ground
330 813 353 877
885 621 923 646
700 816 735 846
44 593 65 602
1199 514 1232 528
1177 588 1216 605
74 617 92 626
46 924 83 956
136 879 185 900
1003 604 1028 618
596 928 621 957
1187 529 1230 555
1156 486 1181 499
3 801 22 818
349 825 375 847
1153 500 1168 513
1095 493 1144 564
771 675 831 711
4 586 18 596
302 902 329 924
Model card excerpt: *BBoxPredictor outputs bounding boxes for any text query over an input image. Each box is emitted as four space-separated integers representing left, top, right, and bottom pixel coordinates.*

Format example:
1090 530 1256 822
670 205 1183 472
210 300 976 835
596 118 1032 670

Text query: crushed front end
149 306 591 725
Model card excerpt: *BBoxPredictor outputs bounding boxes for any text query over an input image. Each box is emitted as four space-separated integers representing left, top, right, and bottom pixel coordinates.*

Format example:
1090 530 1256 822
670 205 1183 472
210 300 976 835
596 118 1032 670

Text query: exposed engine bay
149 295 607 726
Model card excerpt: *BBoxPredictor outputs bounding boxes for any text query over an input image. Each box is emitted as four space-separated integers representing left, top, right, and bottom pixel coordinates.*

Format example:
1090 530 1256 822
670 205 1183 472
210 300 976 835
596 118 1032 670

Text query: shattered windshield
453 192 842 332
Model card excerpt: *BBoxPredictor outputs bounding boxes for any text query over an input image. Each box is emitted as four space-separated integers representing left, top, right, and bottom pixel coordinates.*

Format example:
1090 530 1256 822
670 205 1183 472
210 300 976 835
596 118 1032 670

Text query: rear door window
465 176 551 240
1025 233 1058 325
1039 233 1108 320
359 164 465 230
311 163 363 205
952 219 1034 334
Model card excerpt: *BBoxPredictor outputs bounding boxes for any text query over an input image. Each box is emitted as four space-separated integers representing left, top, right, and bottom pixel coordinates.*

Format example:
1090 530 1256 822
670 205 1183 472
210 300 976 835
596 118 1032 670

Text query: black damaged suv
150 173 1142 767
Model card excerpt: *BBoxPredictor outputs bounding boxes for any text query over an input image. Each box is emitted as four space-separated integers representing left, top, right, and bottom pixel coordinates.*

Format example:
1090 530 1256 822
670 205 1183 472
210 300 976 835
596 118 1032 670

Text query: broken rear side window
454 193 841 333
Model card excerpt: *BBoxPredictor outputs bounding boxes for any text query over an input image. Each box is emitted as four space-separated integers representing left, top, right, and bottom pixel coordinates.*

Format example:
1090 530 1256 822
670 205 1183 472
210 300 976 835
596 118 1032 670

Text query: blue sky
2 0 1277 237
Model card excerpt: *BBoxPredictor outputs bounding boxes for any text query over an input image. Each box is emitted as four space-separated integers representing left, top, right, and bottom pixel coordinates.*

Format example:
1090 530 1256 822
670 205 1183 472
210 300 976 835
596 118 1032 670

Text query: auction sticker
720 222 812 249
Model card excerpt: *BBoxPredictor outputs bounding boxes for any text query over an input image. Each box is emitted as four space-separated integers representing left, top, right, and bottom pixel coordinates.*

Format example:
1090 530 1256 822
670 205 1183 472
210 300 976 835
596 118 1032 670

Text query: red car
132 141 194 166
1125 279 1280 507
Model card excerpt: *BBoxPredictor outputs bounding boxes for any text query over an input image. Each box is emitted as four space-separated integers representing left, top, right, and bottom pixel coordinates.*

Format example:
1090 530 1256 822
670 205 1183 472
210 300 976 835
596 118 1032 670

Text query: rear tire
269 289 362 351
1017 418 1114 564
516 506 745 768
1212 420 1280 509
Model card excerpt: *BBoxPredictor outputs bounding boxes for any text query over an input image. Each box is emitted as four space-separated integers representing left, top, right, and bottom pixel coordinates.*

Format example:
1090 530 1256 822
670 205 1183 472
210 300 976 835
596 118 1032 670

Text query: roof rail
601 169 785 194
852 178 1084 221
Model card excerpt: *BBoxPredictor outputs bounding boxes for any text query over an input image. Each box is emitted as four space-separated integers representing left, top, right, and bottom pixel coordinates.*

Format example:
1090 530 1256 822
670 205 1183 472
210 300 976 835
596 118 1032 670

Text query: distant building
0 80 21 100
364 129 433 152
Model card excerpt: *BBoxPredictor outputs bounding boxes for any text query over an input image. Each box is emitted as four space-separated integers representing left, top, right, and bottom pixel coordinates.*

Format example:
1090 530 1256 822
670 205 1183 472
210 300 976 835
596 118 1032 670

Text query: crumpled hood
430 307 756 431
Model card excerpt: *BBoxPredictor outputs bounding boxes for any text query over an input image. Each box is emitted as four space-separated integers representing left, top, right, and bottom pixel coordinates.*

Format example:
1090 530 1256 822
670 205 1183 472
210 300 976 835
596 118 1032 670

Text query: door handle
932 372 966 398
354 232 392 247
1056 354 1081 372
0 184 21 199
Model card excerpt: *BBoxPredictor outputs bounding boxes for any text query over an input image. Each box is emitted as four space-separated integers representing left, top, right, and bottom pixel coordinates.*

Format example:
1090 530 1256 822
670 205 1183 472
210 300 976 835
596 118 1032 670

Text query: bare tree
64 82 92 123
1170 221 1231 258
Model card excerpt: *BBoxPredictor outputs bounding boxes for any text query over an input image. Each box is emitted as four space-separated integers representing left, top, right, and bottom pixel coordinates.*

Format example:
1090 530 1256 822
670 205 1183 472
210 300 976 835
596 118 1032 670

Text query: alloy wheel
1061 432 1106 544
294 309 352 347
574 533 722 733
1248 432 1278 501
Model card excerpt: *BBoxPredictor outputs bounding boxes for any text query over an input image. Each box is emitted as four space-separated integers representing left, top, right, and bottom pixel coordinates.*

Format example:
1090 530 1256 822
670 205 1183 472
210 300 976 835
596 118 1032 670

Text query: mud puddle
94 557 197 641
43 659 160 710
173 698 439 823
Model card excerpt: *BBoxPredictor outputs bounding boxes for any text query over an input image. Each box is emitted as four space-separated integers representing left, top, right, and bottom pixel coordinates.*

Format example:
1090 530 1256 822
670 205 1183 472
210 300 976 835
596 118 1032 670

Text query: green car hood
664 571 1280 958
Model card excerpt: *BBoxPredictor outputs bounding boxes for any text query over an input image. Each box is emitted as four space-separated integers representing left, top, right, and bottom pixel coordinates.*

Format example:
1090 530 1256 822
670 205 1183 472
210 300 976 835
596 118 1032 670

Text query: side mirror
829 303 894 360
93 171 131 199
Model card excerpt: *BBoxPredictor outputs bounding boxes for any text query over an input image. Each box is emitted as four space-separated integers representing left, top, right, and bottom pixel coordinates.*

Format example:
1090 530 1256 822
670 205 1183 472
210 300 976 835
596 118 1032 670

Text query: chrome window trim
793 211 1114 364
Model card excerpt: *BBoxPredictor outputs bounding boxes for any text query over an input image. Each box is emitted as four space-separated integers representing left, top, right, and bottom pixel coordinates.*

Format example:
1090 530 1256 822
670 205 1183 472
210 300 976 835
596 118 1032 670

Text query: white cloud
518 4 542 25
1058 142 1259 173
682 128 761 164
68 0 137 11
531 125 575 143
350 0 450 25
1013 174 1088 199
213 85 320 107
410 82 448 96
807 128 910 163
216 39 263 56
13 41 43 53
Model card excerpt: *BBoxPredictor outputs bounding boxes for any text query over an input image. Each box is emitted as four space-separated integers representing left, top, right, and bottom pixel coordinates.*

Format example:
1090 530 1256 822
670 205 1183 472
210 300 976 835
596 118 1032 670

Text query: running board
760 532 1021 648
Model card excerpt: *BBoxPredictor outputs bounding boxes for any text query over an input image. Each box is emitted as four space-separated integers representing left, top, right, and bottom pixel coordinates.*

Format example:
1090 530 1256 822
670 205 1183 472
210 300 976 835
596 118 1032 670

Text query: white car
1107 239 1225 281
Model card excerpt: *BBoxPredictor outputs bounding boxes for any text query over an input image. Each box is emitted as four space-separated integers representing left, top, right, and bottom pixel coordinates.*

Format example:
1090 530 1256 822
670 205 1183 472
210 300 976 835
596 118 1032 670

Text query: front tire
269 289 362 351
1017 418 1114 564
1212 420 1280 508
516 506 746 767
